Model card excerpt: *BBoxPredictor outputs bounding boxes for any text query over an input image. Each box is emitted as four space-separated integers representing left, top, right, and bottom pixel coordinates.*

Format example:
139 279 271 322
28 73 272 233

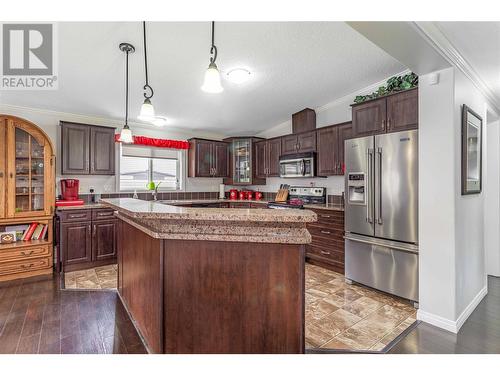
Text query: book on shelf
31 224 44 240
22 223 38 241
5 224 29 241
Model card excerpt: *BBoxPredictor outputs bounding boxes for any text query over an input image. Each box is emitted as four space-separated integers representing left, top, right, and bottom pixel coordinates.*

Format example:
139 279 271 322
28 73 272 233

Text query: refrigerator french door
344 129 418 301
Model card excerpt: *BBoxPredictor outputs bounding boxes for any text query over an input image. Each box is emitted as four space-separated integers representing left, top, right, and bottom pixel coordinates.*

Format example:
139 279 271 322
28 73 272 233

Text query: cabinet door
61 222 92 266
267 138 282 177
61 122 90 174
92 219 117 261
316 126 338 176
255 141 267 178
386 88 418 133
0 118 5 219
297 131 316 152
90 126 115 175
352 98 387 137
195 140 214 177
7 119 54 218
336 122 353 175
213 142 229 177
281 134 299 155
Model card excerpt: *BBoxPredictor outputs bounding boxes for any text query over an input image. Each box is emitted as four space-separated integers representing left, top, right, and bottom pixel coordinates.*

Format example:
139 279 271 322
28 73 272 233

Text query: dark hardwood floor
389 276 500 354
0 274 147 354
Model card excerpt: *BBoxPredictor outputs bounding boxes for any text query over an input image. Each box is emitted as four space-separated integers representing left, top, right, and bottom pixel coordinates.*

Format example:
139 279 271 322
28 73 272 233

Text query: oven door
280 157 314 178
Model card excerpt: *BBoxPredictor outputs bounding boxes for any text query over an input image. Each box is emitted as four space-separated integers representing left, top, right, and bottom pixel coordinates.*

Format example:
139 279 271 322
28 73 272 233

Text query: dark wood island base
104 198 316 354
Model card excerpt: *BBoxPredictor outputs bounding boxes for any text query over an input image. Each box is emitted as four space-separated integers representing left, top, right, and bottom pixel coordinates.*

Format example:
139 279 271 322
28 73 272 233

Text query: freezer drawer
345 234 418 302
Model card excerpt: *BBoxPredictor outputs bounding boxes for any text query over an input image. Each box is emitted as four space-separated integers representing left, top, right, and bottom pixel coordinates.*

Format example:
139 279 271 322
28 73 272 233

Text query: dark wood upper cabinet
351 88 418 138
188 138 229 178
292 108 316 134
61 122 90 174
90 126 115 175
255 137 282 178
351 97 387 137
386 87 418 133
61 121 115 175
316 122 352 176
92 219 117 261
281 130 316 155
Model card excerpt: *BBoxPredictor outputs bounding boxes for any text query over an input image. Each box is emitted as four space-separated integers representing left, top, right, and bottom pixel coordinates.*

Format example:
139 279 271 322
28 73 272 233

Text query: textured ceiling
0 22 406 136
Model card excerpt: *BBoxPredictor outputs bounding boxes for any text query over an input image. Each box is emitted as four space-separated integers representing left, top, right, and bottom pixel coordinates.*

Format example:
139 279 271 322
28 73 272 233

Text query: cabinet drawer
307 244 344 263
309 226 344 241
0 245 51 263
92 208 115 220
59 209 92 222
310 210 344 225
0 256 51 276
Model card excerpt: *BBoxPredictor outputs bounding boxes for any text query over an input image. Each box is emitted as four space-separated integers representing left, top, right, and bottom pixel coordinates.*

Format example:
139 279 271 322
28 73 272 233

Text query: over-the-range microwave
279 152 315 178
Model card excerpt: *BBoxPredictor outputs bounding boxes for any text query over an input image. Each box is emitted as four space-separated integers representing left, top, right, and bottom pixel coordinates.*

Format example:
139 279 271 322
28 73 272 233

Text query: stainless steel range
344 130 418 302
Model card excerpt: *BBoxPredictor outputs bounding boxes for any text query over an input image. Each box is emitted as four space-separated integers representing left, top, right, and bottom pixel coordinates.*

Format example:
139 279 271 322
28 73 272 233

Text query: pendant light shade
201 21 223 94
118 42 135 143
138 98 155 121
138 21 156 122
201 62 223 93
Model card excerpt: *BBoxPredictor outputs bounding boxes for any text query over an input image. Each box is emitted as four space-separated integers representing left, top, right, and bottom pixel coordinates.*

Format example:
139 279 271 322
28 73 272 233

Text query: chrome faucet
151 182 161 201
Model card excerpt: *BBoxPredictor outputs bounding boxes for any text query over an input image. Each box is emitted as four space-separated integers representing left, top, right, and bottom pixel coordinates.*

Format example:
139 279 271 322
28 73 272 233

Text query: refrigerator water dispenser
347 173 366 205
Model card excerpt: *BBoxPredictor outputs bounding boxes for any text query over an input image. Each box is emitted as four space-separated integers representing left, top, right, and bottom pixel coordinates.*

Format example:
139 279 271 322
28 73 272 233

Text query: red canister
246 191 253 200
229 189 238 201
239 191 246 200
255 191 263 201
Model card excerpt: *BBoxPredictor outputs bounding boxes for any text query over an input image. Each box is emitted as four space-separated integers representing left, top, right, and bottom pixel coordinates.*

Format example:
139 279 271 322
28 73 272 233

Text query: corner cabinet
187 138 229 178
351 88 418 138
0 115 55 282
60 121 116 175
223 137 265 185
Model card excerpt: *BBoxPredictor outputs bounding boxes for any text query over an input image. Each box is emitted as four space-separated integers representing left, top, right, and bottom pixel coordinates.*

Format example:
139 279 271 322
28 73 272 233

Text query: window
119 145 182 191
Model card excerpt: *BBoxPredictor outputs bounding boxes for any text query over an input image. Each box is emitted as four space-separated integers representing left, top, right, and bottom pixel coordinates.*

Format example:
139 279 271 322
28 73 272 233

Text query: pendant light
201 21 223 93
138 21 156 121
118 42 135 143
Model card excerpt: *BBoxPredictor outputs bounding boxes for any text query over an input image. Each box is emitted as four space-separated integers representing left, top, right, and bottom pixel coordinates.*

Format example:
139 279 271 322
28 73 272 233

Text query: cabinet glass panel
233 139 251 184
14 127 45 213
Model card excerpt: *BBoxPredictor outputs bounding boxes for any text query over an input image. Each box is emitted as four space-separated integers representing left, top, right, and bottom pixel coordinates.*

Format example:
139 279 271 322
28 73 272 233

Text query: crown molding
0 103 226 139
413 22 500 117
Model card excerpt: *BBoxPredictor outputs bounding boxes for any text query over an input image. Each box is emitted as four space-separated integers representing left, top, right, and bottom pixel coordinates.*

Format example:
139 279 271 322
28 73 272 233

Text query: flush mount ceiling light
118 42 135 143
226 68 252 84
152 116 167 127
138 21 156 122
201 21 223 94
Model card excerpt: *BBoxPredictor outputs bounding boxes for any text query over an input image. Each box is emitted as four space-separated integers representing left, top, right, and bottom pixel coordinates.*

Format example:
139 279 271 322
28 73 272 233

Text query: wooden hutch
0 115 55 281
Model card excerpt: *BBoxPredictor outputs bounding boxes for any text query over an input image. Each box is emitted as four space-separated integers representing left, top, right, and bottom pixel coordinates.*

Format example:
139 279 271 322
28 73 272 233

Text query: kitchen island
100 198 316 354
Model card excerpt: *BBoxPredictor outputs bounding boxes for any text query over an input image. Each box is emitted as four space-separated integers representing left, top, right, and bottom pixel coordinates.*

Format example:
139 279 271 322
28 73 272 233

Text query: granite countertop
56 203 109 210
101 198 316 223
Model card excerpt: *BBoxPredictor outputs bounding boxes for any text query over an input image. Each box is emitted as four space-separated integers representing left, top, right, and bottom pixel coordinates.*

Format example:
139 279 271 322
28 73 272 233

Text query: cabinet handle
320 230 331 235
69 213 86 219
10 172 13 178
21 250 34 256
382 119 386 129
387 118 391 129
21 263 35 269
320 251 331 255
0 171 3 178
321 215 331 218
93 224 96 237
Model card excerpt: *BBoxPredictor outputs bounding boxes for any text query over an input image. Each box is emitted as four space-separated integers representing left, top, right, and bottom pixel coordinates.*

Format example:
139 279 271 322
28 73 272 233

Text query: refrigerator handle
366 148 373 223
377 147 383 224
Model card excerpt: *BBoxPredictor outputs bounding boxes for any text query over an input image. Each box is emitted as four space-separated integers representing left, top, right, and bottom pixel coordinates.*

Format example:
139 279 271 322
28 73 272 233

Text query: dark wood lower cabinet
118 218 305 354
305 208 345 274
58 208 117 272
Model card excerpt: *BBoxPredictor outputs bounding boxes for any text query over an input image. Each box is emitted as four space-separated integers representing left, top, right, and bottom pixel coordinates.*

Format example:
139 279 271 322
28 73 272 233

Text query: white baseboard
417 286 487 333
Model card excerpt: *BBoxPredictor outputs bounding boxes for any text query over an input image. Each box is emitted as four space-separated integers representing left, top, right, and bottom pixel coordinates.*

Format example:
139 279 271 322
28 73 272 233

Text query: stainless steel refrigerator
344 129 418 302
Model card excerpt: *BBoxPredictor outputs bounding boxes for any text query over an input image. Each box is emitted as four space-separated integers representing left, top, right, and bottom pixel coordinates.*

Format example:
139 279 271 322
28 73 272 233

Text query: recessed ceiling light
226 68 252 84
152 116 167 127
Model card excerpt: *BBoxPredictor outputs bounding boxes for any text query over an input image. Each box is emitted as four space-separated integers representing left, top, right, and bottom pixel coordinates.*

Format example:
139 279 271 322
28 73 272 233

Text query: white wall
417 67 489 333
485 120 500 277
0 104 225 194
453 70 488 317
242 70 409 194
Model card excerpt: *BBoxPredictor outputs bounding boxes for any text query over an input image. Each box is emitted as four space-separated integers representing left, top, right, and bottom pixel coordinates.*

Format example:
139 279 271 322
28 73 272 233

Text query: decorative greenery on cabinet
353 72 418 104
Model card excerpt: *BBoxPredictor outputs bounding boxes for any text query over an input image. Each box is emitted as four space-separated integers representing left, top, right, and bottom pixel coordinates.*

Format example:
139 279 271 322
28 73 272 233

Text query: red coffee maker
60 179 80 200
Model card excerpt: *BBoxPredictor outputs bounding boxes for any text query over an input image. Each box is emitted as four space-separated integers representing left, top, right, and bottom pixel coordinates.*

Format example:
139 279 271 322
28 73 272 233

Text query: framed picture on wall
461 104 483 195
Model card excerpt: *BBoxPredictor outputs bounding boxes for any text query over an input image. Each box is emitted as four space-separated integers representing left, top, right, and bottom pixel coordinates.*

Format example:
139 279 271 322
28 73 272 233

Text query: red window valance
114 134 190 149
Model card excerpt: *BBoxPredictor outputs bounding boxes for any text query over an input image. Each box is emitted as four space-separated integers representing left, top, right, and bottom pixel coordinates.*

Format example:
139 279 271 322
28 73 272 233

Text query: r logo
2 23 53 76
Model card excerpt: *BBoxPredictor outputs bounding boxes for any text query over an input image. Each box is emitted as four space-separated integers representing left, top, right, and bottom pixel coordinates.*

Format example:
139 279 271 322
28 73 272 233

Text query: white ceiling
435 22 500 105
0 22 406 136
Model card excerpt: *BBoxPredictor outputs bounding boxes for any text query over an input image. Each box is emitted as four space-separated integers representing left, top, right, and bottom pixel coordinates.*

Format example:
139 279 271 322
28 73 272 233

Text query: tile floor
305 264 416 351
64 265 118 290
